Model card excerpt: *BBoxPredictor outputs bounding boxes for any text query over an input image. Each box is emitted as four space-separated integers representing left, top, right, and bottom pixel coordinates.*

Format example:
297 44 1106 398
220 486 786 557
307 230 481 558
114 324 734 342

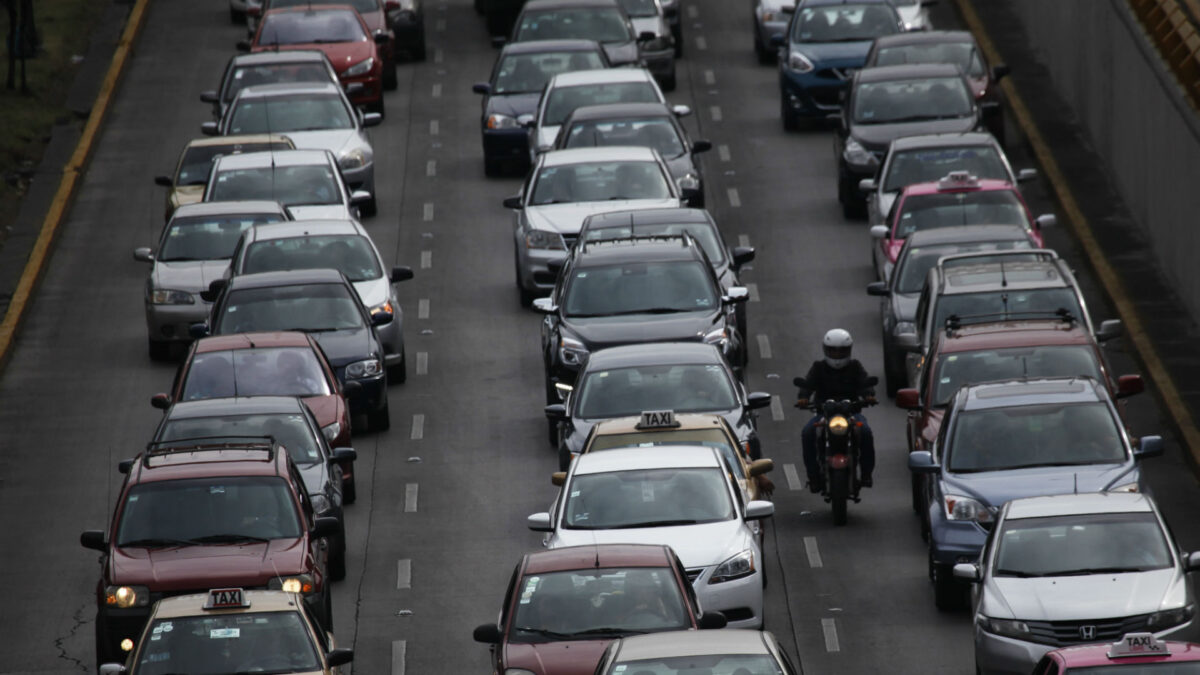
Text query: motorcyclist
796 329 877 492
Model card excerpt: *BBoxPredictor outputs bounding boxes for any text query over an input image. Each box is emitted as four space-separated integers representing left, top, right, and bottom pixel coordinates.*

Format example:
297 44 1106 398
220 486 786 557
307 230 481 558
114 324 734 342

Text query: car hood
563 312 719 351
153 259 232 293
792 40 872 65
110 538 309 589
296 462 327 501
504 639 614 675
311 327 374 367
526 199 682 234
985 568 1183 621
602 41 639 66
553 519 751 569
286 204 354 220
352 276 391 309
537 124 563 151
852 117 979 153
488 92 542 119
172 185 205 209
943 463 1136 508
301 394 340 429
280 129 364 157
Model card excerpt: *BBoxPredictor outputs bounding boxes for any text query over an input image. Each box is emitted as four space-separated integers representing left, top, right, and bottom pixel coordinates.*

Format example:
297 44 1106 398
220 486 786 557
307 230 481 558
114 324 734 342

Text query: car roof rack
944 308 1077 335
142 435 276 468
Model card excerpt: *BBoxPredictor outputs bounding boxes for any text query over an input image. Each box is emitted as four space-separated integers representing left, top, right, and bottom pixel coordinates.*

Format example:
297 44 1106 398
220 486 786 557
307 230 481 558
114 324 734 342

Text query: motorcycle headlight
150 289 195 305
843 138 877 168
322 422 342 443
788 51 814 73
828 415 850 436
944 495 994 524
1108 481 1139 493
345 358 382 380
979 616 1031 640
524 228 565 250
309 493 331 515
269 574 316 594
893 321 917 337
559 336 588 367
104 585 150 608
344 57 375 78
1148 604 1195 631
339 147 369 170
710 550 755 583
676 173 701 191
487 113 520 130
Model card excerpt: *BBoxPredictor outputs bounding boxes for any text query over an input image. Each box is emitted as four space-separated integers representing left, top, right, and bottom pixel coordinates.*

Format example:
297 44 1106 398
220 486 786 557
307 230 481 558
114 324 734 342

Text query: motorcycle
794 375 878 526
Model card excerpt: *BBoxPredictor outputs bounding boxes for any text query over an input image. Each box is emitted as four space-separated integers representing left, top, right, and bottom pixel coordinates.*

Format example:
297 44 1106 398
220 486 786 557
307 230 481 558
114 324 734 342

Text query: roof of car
234 81 344 99
230 50 331 66
958 377 1105 411
856 62 965 83
263 3 361 17
584 207 714 229
901 176 1016 197
182 133 295 149
564 102 675 123
1048 639 1200 667
522 0 621 11
549 68 656 88
903 224 1031 247
195 331 314 353
591 413 732 436
889 131 1000 152
870 30 975 49
245 218 364 241
541 145 661 166
576 235 702 265
615 630 770 660
214 149 331 170
1005 492 1154 520
171 200 287 219
226 268 347 290
583 341 723 370
152 590 307 620
573 445 722 475
522 544 675 574
165 396 308 420
935 318 1094 354
500 38 605 55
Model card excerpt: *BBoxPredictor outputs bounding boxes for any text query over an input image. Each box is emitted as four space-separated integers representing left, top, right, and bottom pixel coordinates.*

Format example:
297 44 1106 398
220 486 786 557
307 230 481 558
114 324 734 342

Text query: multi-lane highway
4 0 1200 673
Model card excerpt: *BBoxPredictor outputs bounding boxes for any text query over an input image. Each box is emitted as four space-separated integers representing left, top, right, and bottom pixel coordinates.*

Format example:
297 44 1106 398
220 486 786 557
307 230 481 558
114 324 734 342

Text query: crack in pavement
54 603 90 671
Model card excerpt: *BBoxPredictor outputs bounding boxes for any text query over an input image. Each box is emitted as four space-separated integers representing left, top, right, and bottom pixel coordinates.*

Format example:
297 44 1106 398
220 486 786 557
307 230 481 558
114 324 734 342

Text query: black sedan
472 39 610 176
553 102 711 207
545 342 772 470
834 63 981 218
151 396 357 580
196 268 394 431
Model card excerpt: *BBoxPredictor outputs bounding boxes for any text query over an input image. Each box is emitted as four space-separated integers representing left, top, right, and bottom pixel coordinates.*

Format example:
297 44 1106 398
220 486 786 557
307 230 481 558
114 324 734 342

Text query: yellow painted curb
954 0 1200 461
0 0 152 367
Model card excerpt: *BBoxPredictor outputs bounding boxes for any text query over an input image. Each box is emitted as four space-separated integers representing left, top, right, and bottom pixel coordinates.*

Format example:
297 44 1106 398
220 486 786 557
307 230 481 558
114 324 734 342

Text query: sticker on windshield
210 628 240 639
159 622 172 632
614 667 627 673
210 485 225 495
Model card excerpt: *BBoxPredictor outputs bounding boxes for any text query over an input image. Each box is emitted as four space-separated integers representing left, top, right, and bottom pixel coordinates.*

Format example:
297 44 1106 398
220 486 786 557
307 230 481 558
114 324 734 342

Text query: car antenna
999 257 1008 288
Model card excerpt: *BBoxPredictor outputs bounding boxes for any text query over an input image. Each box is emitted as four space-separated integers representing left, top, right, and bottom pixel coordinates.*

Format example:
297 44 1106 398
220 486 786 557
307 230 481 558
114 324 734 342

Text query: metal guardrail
1129 0 1200 109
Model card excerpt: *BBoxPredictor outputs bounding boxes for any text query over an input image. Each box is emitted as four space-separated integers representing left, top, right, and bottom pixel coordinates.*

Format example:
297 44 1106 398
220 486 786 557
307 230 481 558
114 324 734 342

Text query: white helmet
822 328 853 369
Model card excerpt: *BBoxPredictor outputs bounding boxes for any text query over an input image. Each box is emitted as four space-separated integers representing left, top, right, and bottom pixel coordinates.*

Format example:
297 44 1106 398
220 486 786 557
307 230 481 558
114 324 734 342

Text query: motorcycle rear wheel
829 468 849 525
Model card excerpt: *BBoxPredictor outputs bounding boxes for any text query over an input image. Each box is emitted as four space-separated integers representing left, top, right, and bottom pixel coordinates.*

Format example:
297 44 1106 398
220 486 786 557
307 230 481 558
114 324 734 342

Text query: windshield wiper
619 519 699 528
119 537 200 548
190 533 272 544
158 256 201 262
606 307 694 316
513 626 576 639
567 627 649 637
1054 567 1150 576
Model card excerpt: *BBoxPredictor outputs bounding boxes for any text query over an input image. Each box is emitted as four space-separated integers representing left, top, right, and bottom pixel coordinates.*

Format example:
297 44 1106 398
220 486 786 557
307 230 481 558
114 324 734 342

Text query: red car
869 171 1054 281
473 544 726 675
1033 633 1200 674
246 5 387 113
79 438 338 665
150 331 357 501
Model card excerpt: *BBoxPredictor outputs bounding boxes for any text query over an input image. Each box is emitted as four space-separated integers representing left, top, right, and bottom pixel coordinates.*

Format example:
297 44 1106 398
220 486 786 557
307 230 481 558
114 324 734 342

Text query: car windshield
116 476 303 546
882 146 1009 192
515 8 631 43
874 41 986 78
243 234 382 282
896 190 1029 236
159 215 282 261
224 63 336 102
854 76 973 124
791 4 900 43
510 568 689 641
564 260 718 317
947 403 1125 472
933 288 1084 337
576 364 737 418
270 0 378 13
545 82 661 125
564 467 734 529
494 51 606 94
134 611 321 675
159 413 324 465
209 165 342 207
228 94 354 134
176 142 292 185
617 0 659 17
609 655 784 675
257 10 366 45
994 512 1173 577
582 221 724 265
182 347 331 400
932 345 1105 406
895 240 1032 294
588 429 744 478
564 117 685 158
215 283 365 333
531 160 671 204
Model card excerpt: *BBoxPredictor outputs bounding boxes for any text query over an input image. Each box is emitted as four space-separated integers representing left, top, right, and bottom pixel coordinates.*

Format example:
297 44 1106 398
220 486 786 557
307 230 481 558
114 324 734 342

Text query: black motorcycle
795 376 878 525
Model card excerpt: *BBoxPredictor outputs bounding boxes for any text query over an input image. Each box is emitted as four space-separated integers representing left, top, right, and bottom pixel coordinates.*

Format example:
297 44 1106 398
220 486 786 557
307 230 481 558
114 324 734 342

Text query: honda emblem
1079 625 1096 641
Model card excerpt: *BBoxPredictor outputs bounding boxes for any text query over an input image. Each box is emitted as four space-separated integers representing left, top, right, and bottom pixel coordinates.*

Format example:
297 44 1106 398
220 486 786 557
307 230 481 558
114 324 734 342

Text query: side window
915 282 931 340
885 193 901 226
499 564 520 628
301 602 331 651
289 462 315 527
933 405 954 463
229 236 246 274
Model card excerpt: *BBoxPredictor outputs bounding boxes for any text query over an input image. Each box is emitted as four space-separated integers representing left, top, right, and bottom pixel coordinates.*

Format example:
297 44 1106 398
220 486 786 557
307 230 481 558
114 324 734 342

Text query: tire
484 157 504 177
343 476 356 505
912 472 923 515
781 97 798 132
322 587 334 631
754 33 774 65
516 255 535 307
328 529 347 581
932 557 966 610
411 29 427 62
883 347 905 397
672 25 683 57
383 57 398 91
474 0 484 14
829 468 849 526
660 69 676 92
367 396 390 432
148 338 172 362
388 347 406 384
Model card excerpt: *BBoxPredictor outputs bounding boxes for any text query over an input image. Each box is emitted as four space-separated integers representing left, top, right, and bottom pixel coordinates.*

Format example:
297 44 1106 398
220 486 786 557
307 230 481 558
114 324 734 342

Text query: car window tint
159 412 324 465
564 467 734 528
136 612 321 674
516 8 631 43
577 364 737 418
874 42 986 78
933 345 1104 405
209 165 341 207
854 76 973 124
244 234 381 281
229 94 354 134
117 476 303 545
792 4 899 43
947 403 1124 472
258 10 366 44
510 567 689 640
564 117 685 158
160 216 280 261
183 347 331 399
495 51 605 94
270 0 377 13
994 512 1172 577
897 190 1028 236
564 260 717 316
216 283 365 334
226 63 336 102
882 146 1008 192
532 160 671 204
545 82 661 125
895 240 1032 294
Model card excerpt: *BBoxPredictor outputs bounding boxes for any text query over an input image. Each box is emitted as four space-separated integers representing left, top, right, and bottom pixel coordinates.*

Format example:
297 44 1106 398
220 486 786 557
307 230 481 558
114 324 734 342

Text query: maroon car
80 438 338 665
252 0 399 90
473 544 726 675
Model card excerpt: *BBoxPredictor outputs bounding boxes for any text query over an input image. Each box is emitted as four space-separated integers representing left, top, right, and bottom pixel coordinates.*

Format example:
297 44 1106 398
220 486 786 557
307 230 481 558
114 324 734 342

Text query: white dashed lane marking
726 187 740 207
434 48 443 63
420 251 432 269
430 120 440 135
783 463 802 491
745 282 759 302
738 234 750 248
418 299 429 319
687 4 698 18
703 69 715 85
423 202 434 221
435 18 446 31
756 334 772 359
432 83 442 98
404 483 419 512
410 414 424 440
718 144 730 162
426 160 436 177
396 559 412 589
710 105 722 122
392 640 407 675
695 36 707 50
804 536 823 568
770 395 785 421
416 351 428 375
822 618 840 652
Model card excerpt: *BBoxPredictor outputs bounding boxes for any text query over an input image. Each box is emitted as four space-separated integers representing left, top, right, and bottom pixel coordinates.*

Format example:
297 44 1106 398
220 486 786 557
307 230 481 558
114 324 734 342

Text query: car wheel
781 97 798 132
383 57 398 90
883 347 905 397
388 347 406 384
148 338 172 362
484 157 504 178
328 528 347 581
931 553 966 611
367 396 390 432
516 256 535 307
661 69 676 92
343 476 356 505
370 97 385 118
322 587 334 630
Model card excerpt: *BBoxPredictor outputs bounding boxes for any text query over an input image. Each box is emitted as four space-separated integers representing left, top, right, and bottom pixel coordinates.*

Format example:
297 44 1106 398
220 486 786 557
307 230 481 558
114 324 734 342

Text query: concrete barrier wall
1002 0 1200 320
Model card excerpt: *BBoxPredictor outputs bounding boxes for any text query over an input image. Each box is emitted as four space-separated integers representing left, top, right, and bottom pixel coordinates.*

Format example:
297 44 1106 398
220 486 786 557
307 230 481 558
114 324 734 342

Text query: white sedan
528 445 773 629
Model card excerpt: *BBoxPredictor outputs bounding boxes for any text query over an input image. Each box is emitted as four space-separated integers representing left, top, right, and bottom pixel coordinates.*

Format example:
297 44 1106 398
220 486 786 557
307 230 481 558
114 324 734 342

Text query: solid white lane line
757 334 772 359
434 48 443 63
416 351 428 375
718 144 730 162
430 120 440 135
392 640 407 675
822 618 840 652
727 187 740 208
418 299 430 319
423 202 434 221
804 536 824 568
783 463 802 491
404 483 419 512
710 105 722 122
420 251 432 269
703 69 715 85
696 35 707 50
770 395 785 421
738 234 750 248
397 559 412 589
426 160 436 177
410 414 424 440
687 4 698 18
746 282 759 302
432 83 442 98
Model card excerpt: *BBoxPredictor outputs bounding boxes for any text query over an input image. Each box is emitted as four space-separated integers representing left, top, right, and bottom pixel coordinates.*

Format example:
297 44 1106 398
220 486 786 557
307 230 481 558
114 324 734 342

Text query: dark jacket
796 359 875 403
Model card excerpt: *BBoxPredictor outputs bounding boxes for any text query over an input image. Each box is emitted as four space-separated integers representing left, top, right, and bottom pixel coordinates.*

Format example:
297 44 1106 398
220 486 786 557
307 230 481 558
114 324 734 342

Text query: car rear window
117 476 303 546
228 94 354 134
947 402 1125 472
494 51 606 95
933 288 1083 334
545 82 660 125
510 567 689 641
182 347 331 400
576 364 736 418
243 234 381 282
208 165 341 207
792 4 900 43
874 42 986 78
854 76 973 124
515 8 631 43
895 240 1033 294
564 467 735 529
177 142 292 185
225 63 335 102
897 190 1028 237
216 283 364 334
932 345 1104 406
582 221 725 265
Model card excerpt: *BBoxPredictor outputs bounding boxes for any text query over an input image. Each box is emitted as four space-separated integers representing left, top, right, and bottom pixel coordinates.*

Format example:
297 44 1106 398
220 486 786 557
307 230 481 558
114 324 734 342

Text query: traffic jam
57 0 1200 673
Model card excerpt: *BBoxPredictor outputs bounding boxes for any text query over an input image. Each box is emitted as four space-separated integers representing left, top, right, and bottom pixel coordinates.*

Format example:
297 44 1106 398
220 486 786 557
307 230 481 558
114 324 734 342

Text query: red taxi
1033 633 1200 674
870 171 1053 281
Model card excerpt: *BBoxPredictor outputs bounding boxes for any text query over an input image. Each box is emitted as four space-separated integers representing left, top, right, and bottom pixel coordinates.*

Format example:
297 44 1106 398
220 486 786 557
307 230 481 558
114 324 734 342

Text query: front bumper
974 618 1199 675
340 370 388 413
375 310 405 366
929 513 987 567
692 565 764 629
641 49 675 78
340 161 375 196
779 68 847 119
514 230 569 294
482 127 530 164
340 74 383 108
145 298 210 345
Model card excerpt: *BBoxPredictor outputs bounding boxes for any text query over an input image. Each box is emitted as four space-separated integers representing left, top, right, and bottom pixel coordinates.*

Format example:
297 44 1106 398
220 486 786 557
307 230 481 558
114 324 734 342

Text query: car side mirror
371 310 394 326
374 31 390 45
331 447 358 463
503 195 523 209
350 190 372 206
746 391 772 410
691 139 712 154
1134 435 1164 459
189 322 210 339
200 122 219 136
199 90 219 104
551 471 566 486
730 246 755 269
151 393 172 410
1116 374 1144 398
154 175 173 188
81 530 108 552
390 266 414 283
869 225 889 239
133 247 155 263
473 623 502 644
311 516 341 539
1034 214 1056 229
698 611 727 629
326 648 354 668
723 287 749 304
1017 168 1038 182
672 104 692 118
992 63 1010 81
532 298 557 314
858 178 877 193
866 281 889 297
895 388 920 410
907 450 939 474
99 664 126 675
748 458 774 477
953 562 981 582
1095 319 1122 342
236 40 252 53
544 403 566 420
637 31 657 41
472 82 492 95
118 458 136 474
1184 551 1200 573
362 112 383 128
527 512 553 532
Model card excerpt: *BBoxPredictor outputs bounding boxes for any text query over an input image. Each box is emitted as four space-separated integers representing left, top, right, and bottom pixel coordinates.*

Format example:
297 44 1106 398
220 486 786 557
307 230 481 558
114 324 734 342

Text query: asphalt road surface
3 1 1199 673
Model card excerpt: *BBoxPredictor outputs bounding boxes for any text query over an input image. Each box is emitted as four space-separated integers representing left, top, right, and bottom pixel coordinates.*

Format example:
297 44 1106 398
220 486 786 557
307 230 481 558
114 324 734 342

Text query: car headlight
677 173 701 191
703 326 730 351
843 138 877 168
944 495 994 524
1109 481 1139 493
322 422 342 443
487 113 520 130
893 321 916 337
370 300 394 318
269 574 316 594
788 51 814 73
339 147 369 170
828 415 850 436
710 550 755 583
760 9 778 22
150 289 195 305
1148 604 1195 631
979 616 1031 640
345 358 382 380
559 336 588 367
524 228 565 250
344 57 375 78
104 585 150 608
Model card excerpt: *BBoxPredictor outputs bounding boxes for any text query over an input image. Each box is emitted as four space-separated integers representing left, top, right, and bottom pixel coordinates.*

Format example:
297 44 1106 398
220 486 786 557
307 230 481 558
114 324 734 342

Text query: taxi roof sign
1107 633 1168 659
204 588 250 610
637 410 679 430
937 170 980 190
